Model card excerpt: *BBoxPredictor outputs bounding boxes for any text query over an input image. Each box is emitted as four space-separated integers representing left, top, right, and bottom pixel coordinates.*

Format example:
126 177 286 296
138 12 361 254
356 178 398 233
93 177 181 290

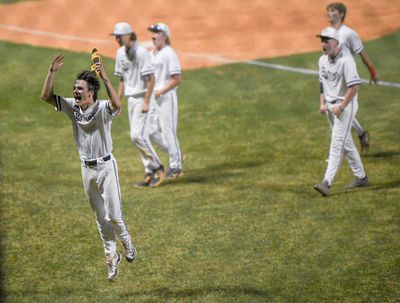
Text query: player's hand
141 102 149 113
368 66 379 85
332 105 342 117
319 104 328 114
49 54 64 72
154 90 162 98
369 74 379 85
93 63 106 79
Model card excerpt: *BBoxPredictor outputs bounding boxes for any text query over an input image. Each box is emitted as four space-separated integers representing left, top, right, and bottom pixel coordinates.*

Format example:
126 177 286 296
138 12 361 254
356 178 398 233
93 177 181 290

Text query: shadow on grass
120 285 271 300
166 159 264 185
319 179 400 198
364 150 400 158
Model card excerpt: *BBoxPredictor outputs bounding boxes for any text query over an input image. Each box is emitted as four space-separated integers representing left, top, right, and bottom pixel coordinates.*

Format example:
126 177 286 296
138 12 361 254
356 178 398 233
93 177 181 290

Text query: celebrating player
148 23 184 179
326 2 378 155
111 22 166 187
313 27 369 197
40 54 136 282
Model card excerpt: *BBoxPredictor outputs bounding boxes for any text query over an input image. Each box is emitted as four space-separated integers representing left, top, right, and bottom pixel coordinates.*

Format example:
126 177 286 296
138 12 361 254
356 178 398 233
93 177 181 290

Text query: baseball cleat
122 237 137 263
134 172 154 188
106 252 122 282
149 165 165 187
166 168 183 179
313 180 331 196
359 131 369 155
345 176 370 189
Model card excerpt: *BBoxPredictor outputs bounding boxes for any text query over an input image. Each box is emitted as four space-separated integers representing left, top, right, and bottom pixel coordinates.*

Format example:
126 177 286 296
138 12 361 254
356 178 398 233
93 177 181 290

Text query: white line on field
1 23 399 88
246 60 400 88
0 24 111 44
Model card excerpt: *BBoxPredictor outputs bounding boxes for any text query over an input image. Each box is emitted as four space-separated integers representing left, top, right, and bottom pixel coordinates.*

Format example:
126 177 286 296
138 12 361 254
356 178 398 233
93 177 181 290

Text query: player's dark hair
76 70 100 101
327 2 347 22
130 32 137 42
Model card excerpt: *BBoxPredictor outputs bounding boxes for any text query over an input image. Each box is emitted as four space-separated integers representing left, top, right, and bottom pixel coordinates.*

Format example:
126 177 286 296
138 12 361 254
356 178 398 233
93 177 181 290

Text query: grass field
1 31 399 302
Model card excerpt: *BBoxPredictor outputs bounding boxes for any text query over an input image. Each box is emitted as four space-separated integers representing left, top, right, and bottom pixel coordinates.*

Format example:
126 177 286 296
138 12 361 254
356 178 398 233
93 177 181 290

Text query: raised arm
95 63 121 110
40 54 64 106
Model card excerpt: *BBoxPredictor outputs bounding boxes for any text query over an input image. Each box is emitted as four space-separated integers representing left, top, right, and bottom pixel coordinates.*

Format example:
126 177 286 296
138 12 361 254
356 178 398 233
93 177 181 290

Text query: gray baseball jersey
319 51 361 103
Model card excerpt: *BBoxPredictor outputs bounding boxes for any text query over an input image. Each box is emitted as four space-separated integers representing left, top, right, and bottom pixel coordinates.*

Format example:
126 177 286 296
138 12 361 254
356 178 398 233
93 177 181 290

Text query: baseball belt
83 155 111 167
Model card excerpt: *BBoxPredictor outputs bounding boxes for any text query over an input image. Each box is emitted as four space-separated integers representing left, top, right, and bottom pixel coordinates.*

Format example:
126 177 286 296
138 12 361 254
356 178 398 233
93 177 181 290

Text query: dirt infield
0 0 399 69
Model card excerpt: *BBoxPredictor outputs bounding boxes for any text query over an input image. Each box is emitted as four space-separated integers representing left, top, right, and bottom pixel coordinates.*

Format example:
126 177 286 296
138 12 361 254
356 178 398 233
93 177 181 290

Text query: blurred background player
111 22 165 187
326 2 379 155
40 54 136 282
148 23 184 179
314 27 369 197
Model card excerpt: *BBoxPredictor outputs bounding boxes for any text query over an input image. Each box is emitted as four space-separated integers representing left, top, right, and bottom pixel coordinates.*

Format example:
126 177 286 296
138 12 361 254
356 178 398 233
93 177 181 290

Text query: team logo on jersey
320 66 341 82
120 58 139 71
73 106 97 124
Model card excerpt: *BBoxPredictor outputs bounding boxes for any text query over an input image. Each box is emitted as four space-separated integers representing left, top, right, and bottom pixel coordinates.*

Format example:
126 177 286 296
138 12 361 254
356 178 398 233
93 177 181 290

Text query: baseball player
40 54 136 282
326 2 378 155
111 22 166 187
313 27 369 197
147 23 184 179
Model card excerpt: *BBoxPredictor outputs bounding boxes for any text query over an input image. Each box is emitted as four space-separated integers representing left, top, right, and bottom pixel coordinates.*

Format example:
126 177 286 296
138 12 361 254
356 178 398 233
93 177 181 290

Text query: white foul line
0 24 111 44
246 60 400 89
1 23 399 88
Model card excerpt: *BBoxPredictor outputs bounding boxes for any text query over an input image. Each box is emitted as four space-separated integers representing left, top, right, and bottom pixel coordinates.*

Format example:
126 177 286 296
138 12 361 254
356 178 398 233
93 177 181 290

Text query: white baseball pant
81 154 130 257
324 100 366 185
154 90 182 170
352 117 364 137
127 96 163 174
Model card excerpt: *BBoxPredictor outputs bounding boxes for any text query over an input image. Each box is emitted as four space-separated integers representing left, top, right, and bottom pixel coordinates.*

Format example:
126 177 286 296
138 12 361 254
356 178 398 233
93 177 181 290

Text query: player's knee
130 132 139 144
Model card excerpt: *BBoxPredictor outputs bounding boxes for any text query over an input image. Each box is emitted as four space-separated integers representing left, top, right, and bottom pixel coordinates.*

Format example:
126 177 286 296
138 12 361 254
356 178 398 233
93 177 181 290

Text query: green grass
1 31 399 303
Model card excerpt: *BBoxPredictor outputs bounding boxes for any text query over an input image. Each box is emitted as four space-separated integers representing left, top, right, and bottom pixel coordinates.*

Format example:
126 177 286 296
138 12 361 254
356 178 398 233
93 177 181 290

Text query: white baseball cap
110 22 133 36
316 27 339 41
147 22 170 37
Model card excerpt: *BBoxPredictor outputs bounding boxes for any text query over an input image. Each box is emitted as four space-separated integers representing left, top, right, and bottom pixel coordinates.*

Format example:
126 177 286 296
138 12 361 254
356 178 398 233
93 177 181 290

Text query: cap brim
316 35 337 40
147 27 160 33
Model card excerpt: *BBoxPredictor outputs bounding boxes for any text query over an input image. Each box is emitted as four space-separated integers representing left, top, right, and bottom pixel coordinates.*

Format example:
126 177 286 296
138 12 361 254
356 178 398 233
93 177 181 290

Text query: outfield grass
1 31 399 303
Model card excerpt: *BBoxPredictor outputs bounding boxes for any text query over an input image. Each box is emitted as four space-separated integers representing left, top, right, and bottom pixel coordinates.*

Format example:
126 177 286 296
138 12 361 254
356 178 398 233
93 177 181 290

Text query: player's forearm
360 50 377 77
144 75 155 106
40 70 56 105
158 74 182 95
342 85 359 108
320 93 325 107
103 76 121 109
118 80 125 103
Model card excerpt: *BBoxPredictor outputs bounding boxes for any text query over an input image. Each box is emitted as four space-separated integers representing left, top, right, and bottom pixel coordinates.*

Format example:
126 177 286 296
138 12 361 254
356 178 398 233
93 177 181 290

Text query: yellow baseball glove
90 48 102 76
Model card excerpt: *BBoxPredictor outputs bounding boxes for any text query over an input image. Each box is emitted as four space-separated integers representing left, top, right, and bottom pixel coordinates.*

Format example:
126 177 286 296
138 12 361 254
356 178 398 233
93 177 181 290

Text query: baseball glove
90 48 102 76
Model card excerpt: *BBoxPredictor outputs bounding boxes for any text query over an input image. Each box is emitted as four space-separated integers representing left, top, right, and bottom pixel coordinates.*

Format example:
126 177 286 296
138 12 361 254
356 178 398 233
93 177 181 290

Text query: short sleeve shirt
55 96 119 160
319 51 361 103
114 43 154 97
337 25 364 55
151 45 181 91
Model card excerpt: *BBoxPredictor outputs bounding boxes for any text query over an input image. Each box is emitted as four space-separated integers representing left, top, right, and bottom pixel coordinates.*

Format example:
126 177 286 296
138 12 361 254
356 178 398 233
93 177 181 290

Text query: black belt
330 100 342 104
84 155 111 166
